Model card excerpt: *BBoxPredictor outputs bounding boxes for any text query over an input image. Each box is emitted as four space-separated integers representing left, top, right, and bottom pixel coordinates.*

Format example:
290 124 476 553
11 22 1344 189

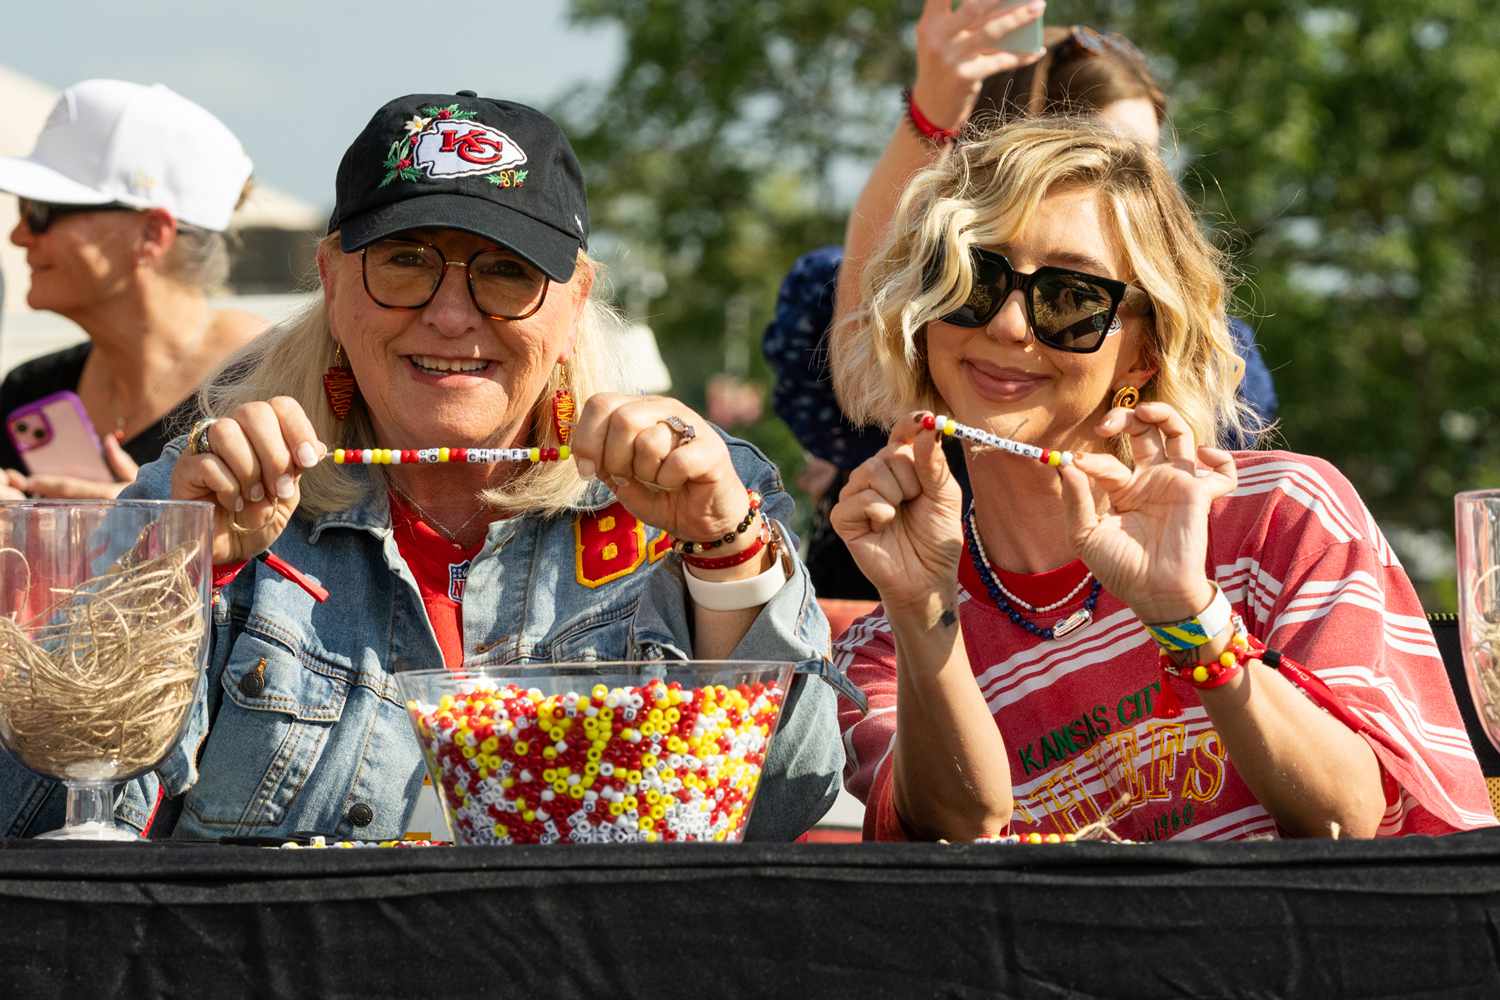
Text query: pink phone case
6 391 115 481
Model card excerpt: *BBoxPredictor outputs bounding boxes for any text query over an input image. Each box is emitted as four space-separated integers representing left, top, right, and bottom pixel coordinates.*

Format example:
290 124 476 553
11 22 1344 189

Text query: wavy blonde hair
201 235 627 518
833 116 1257 455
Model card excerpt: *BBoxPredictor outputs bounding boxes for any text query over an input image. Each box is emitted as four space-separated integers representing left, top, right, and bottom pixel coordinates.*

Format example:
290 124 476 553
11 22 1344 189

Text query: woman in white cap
0 79 265 499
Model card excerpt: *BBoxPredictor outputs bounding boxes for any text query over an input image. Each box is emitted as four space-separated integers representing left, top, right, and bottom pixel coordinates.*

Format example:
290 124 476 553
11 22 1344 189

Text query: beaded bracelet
681 529 768 571
333 446 570 465
923 415 1076 467
902 89 961 145
1159 624 1264 690
1153 615 1267 719
672 489 763 554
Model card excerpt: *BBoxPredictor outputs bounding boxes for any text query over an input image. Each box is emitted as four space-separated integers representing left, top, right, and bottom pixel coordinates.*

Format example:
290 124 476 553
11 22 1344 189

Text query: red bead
402 450 417 464
452 448 468 462
1039 449 1051 464
921 414 936 431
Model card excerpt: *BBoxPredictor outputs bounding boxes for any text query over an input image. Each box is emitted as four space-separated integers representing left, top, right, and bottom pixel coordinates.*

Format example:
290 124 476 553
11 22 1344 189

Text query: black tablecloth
1 831 1498 998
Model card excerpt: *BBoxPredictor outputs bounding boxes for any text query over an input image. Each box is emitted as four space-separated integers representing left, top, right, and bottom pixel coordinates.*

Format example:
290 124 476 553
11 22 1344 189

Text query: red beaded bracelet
681 533 767 571
1155 619 1266 718
903 88 961 145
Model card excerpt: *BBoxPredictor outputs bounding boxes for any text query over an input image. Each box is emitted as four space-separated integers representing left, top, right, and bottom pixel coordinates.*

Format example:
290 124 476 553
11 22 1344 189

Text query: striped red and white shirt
834 451 1495 842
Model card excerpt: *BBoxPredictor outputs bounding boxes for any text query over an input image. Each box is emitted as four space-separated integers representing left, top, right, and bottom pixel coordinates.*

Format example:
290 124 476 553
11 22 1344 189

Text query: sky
4 1 622 209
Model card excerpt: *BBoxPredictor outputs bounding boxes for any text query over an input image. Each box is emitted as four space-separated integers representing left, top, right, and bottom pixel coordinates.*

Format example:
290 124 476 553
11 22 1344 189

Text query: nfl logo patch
448 559 470 603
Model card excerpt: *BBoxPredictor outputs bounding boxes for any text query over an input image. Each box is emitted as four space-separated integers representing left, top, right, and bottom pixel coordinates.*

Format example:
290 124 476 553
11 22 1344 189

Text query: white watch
683 523 792 612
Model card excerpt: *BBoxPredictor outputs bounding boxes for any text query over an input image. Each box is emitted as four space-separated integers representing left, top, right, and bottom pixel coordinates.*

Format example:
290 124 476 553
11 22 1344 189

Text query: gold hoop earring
1111 384 1140 410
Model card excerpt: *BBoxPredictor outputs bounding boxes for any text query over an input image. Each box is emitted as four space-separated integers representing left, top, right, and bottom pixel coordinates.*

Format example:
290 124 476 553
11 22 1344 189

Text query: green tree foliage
558 1 1500 596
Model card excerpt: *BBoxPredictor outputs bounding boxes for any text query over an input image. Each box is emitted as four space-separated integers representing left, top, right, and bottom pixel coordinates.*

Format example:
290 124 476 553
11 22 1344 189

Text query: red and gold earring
323 342 357 421
551 361 576 445
1111 384 1140 410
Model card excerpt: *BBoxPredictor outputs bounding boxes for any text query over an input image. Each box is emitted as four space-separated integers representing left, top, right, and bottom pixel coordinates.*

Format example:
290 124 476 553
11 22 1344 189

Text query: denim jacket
0 431 845 842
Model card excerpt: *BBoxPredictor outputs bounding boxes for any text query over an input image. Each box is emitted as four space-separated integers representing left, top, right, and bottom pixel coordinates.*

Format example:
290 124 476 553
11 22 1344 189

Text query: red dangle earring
323 342 357 421
551 361 576 445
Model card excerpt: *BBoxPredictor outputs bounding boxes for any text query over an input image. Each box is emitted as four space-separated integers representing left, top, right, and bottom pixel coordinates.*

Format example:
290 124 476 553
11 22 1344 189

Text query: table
1 831 1498 998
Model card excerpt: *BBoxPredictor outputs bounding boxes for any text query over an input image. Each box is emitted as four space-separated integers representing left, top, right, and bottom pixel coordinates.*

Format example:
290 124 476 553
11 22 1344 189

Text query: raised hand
169 397 326 564
913 0 1047 130
1057 401 1237 624
830 412 965 613
569 394 752 561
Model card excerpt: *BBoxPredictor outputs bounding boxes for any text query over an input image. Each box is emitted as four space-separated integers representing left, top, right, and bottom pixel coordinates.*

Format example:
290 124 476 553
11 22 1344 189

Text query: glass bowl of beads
395 661 794 845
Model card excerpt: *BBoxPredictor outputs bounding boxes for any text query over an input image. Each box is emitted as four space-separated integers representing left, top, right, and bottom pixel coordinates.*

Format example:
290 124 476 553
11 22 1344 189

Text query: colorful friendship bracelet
922 415 1076 468
332 446 571 465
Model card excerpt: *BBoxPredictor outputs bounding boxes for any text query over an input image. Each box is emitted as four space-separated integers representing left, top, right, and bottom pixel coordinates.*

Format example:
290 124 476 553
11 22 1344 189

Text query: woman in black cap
0 93 844 843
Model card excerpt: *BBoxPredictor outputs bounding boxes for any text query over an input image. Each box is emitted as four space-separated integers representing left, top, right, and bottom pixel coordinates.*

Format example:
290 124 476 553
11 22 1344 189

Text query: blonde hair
201 235 627 519
833 116 1257 454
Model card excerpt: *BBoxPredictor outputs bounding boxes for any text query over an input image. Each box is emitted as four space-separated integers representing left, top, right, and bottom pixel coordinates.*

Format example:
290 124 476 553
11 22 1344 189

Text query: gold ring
187 418 218 458
228 500 280 535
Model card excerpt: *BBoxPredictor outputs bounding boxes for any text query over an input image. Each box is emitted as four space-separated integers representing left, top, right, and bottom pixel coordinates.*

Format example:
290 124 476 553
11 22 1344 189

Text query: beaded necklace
963 507 1100 640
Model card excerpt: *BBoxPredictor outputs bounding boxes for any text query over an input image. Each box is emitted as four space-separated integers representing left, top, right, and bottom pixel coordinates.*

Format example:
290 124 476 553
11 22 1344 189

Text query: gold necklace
388 485 489 544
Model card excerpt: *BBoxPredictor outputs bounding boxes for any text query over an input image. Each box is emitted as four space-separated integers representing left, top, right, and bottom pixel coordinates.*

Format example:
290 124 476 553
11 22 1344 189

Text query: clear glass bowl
0 500 212 840
394 661 794 845
1456 490 1500 753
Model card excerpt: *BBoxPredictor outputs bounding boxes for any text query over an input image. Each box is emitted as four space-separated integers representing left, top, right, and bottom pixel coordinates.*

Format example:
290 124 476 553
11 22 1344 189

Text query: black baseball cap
327 91 589 282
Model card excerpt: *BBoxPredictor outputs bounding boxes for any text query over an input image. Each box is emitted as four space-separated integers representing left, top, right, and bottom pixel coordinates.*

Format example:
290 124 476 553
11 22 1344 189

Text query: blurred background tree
556 0 1500 606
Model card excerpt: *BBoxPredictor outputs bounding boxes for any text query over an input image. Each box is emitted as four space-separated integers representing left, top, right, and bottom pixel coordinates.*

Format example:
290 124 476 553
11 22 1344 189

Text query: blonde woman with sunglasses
829 117 1491 843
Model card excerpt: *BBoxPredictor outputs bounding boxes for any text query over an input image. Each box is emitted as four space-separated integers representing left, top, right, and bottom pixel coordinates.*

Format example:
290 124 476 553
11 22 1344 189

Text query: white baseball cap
0 79 253 232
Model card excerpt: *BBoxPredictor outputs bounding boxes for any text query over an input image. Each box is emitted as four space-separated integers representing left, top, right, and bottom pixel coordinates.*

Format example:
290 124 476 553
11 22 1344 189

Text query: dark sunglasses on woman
18 198 135 235
941 246 1153 353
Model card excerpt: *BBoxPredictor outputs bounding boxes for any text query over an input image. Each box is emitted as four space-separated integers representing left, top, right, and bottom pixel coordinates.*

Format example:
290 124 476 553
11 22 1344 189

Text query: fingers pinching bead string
922 414 1074 467
331 446 572 466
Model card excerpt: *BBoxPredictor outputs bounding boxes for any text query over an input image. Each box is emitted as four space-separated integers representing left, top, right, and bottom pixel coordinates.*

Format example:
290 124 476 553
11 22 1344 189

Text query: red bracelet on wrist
903 88 961 145
681 533 767 572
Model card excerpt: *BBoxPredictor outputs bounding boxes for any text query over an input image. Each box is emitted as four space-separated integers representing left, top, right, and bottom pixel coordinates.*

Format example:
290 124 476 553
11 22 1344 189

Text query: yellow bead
542 747 558 760
1048 451 1063 467
568 785 585 799
559 445 571 461
438 447 450 462
942 422 956 436
333 449 346 464
1220 651 1236 668
1192 665 1210 684
523 810 535 822
591 684 609 701
1026 833 1043 844
1045 833 1061 844
529 447 541 462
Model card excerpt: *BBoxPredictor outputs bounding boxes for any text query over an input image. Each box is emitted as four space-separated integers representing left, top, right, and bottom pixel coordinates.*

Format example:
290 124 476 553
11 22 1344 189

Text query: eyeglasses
18 198 135 234
360 238 550 320
939 247 1152 353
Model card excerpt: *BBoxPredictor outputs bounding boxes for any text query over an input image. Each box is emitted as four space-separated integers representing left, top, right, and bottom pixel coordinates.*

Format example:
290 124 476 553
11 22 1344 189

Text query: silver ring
660 415 697 450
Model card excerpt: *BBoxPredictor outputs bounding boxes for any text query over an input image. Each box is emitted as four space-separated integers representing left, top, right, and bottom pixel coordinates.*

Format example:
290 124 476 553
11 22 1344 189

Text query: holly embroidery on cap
380 104 480 187
486 168 527 188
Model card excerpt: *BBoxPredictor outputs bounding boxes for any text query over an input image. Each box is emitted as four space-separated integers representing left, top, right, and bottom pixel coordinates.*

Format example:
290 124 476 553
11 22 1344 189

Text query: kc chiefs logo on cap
414 119 526 179
380 103 529 188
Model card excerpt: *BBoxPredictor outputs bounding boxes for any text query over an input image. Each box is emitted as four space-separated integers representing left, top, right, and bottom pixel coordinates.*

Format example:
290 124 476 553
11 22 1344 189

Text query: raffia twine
0 541 203 780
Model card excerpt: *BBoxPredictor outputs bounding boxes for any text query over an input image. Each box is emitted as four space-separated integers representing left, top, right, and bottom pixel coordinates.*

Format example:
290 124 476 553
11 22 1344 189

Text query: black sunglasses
18 198 135 234
939 247 1152 353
